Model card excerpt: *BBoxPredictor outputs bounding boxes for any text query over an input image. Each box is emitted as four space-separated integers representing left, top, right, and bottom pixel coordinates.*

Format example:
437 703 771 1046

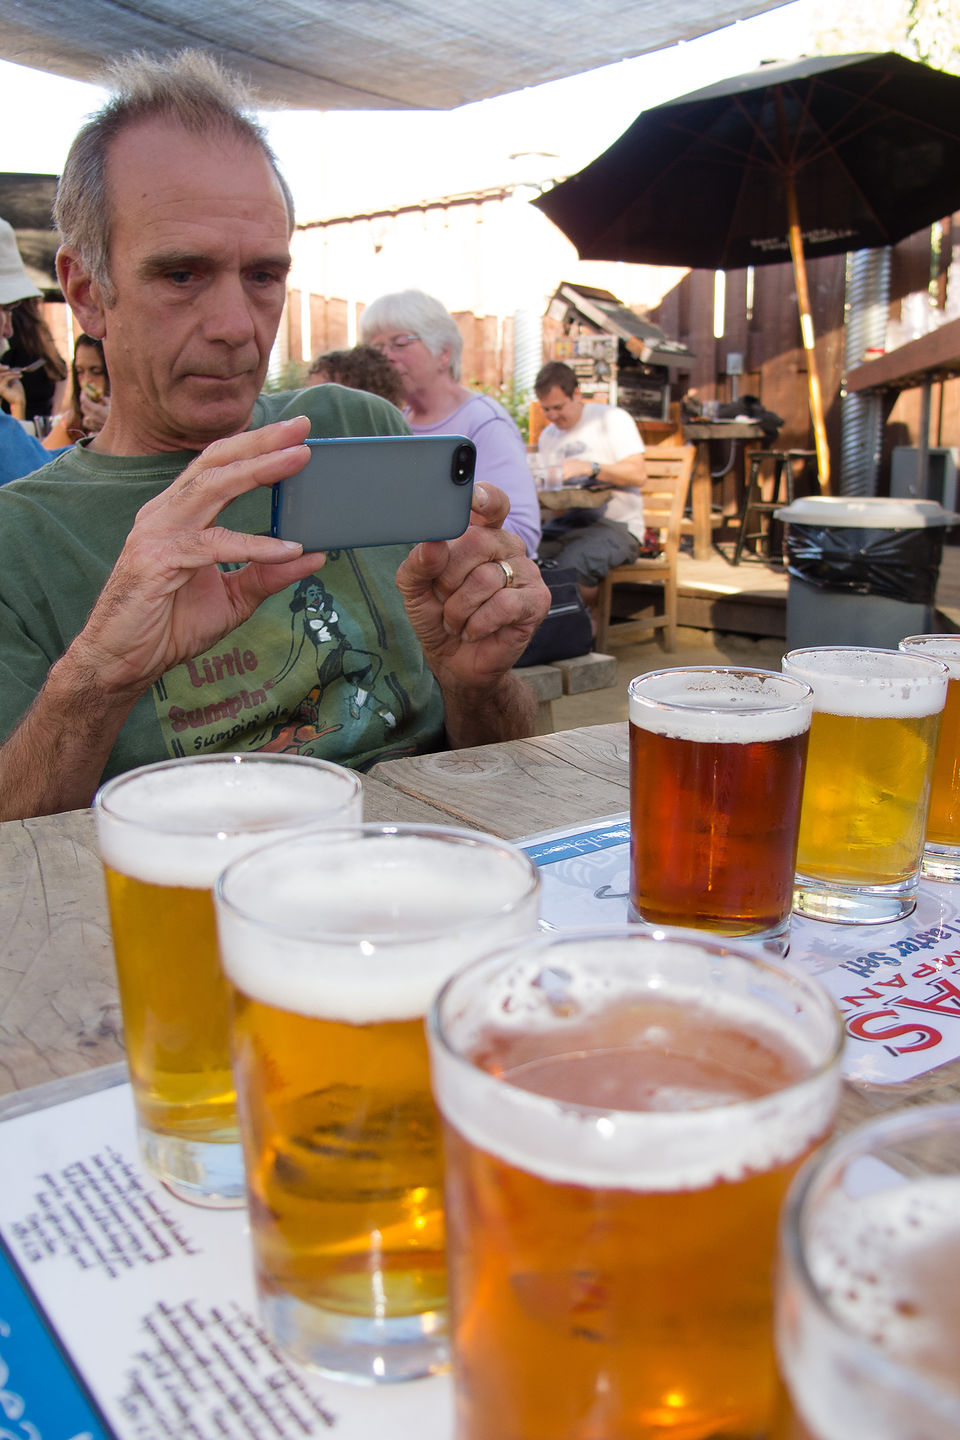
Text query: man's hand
0 367 27 420
78 386 111 435
396 482 550 744
69 414 323 698
0 415 329 820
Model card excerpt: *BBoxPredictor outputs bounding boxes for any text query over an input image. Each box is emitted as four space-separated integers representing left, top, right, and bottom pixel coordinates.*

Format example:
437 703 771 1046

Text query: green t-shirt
0 385 445 780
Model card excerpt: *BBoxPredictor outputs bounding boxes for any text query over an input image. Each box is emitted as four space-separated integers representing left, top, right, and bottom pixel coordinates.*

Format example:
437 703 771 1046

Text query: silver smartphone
270 434 477 550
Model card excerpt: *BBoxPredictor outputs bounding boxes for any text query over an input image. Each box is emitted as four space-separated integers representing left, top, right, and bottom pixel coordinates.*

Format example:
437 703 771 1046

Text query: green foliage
906 0 960 71
471 378 532 442
262 359 311 393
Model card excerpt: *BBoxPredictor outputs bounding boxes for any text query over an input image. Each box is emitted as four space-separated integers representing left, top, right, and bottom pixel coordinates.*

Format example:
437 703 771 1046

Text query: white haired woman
360 290 540 557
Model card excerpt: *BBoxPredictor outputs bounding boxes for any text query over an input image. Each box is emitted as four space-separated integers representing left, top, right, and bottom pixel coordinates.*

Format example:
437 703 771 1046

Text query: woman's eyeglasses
372 333 419 355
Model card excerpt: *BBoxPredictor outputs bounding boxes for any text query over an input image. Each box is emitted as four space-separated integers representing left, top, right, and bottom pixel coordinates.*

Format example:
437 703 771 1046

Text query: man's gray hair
54 49 295 304
360 290 464 380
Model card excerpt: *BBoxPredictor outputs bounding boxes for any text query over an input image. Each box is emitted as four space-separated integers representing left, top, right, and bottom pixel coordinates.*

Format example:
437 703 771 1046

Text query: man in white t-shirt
535 361 647 607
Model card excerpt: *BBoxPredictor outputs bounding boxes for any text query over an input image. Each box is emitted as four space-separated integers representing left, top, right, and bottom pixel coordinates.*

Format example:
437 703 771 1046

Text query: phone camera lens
452 442 476 485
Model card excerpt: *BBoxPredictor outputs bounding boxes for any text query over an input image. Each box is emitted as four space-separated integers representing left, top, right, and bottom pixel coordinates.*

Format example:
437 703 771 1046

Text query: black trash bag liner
717 395 784 440
786 525 945 606
514 562 593 668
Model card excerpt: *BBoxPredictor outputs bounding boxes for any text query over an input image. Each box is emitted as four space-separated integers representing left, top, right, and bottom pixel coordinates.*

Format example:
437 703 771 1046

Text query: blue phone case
271 434 476 550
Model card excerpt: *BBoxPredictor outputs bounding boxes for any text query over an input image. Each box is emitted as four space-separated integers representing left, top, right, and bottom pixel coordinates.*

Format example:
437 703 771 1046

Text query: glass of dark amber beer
900 635 960 881
214 823 540 1382
628 667 813 948
95 753 362 1207
777 1103 960 1440
428 928 843 1440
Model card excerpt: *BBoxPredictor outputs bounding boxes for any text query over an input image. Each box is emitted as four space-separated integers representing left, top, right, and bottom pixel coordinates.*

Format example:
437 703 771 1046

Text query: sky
0 0 825 224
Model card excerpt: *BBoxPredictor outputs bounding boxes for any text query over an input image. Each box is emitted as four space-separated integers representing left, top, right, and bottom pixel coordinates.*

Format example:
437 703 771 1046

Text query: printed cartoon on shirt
155 553 412 759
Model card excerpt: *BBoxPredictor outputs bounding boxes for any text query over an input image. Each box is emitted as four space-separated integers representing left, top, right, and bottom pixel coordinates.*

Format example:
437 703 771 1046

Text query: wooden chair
594 444 695 653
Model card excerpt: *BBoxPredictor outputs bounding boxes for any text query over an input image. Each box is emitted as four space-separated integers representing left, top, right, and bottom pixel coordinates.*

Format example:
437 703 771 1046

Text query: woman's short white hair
360 290 464 380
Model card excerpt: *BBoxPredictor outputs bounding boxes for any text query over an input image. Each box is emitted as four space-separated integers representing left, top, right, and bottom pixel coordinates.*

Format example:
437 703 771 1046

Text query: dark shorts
538 514 640 586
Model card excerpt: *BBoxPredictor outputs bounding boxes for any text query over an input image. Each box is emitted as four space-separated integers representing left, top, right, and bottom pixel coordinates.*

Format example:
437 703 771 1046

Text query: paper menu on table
520 814 960 1086
0 1080 453 1440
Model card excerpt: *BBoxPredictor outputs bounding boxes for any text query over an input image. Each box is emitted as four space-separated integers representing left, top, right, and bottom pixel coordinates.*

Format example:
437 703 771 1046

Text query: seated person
535 361 647 609
42 333 111 447
0 220 68 485
0 51 549 822
1 294 68 425
308 344 405 407
360 289 541 558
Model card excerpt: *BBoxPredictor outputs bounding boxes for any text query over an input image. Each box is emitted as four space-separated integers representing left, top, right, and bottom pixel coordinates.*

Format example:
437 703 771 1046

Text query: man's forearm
0 651 141 820
442 671 538 750
595 454 647 488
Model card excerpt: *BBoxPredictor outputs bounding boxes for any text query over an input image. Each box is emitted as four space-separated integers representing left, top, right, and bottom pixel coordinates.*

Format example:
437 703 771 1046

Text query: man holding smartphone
0 52 549 821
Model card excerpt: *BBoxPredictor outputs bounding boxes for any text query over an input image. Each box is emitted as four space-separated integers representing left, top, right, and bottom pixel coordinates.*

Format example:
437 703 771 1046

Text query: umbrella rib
782 75 945 243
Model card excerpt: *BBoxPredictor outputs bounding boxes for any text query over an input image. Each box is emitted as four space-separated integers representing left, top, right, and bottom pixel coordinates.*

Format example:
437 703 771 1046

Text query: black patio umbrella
533 52 960 490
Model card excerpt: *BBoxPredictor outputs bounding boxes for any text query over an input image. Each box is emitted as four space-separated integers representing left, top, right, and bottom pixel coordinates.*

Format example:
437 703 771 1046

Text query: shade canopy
1 0 789 110
533 51 960 270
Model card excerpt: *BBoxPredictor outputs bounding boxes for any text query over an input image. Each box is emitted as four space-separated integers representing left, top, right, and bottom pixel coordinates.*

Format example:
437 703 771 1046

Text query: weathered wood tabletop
2 719 957 1133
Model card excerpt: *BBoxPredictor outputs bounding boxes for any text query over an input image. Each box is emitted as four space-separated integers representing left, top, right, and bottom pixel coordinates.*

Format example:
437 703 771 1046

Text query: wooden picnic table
2 721 958 1136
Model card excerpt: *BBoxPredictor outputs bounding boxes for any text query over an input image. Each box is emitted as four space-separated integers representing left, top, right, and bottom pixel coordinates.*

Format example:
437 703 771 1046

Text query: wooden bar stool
733 450 816 564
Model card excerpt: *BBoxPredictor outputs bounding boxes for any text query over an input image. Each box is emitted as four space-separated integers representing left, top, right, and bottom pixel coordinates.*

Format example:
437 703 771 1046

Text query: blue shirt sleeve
0 413 66 486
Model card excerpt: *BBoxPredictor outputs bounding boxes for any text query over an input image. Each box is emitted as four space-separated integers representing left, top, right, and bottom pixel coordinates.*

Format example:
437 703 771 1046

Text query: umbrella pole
785 173 831 493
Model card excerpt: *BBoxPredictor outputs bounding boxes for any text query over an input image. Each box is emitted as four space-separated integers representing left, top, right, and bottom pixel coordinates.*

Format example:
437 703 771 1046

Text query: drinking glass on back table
628 666 812 951
782 646 948 924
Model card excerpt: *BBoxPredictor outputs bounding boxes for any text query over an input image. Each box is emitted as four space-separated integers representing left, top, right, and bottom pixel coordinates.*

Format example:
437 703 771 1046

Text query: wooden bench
515 651 618 733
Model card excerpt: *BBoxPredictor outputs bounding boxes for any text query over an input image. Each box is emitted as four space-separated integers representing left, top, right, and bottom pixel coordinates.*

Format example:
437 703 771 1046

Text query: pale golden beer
782 647 947 923
628 668 812 946
777 1105 960 1440
95 754 362 1206
428 929 843 1440
214 823 540 1381
900 635 960 879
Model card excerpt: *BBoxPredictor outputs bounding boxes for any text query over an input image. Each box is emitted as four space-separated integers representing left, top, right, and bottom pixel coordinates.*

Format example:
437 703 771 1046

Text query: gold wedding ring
497 559 516 589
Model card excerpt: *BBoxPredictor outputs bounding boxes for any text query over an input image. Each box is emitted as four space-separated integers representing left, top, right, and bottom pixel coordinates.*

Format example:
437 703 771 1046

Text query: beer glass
782 647 948 924
777 1103 960 1440
214 823 540 1382
628 667 813 947
900 634 960 881
95 753 362 1207
427 928 843 1440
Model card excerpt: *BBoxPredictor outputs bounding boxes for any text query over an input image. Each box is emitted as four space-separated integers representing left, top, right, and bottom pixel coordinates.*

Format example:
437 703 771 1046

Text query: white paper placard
520 814 960 1086
0 1081 453 1440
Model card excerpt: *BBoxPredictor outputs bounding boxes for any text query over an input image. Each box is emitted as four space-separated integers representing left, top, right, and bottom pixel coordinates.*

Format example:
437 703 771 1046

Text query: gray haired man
0 52 548 819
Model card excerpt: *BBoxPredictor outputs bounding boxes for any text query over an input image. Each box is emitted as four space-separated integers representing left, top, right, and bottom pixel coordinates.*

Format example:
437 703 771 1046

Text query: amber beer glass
782 647 948 924
95 754 362 1207
900 634 960 880
629 667 813 947
777 1104 960 1440
214 823 540 1382
428 928 843 1440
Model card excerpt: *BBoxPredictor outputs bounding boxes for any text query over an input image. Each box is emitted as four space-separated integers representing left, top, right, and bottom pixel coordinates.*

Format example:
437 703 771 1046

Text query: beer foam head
429 932 842 1193
781 1134 960 1440
807 1176 960 1383
628 667 812 744
782 647 948 718
900 634 960 680
215 827 541 1023
96 755 362 888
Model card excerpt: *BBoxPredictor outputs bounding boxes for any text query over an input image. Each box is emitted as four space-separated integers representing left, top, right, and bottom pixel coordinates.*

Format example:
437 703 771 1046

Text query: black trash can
774 497 958 650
